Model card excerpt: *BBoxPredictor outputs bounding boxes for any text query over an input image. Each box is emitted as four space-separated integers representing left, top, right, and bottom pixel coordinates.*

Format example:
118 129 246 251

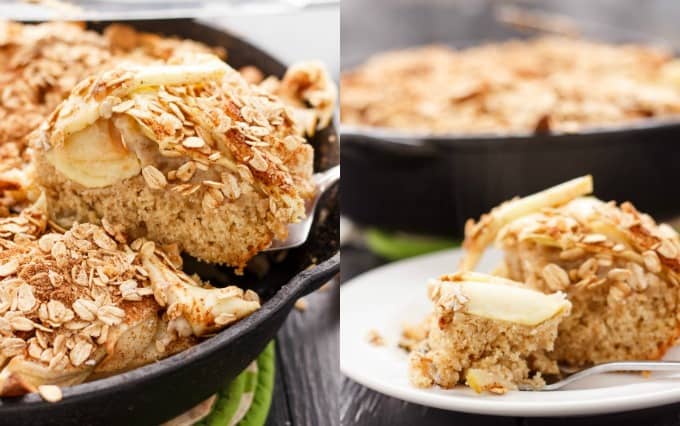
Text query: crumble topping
366 329 385 346
495 197 680 294
341 37 680 134
0 21 222 209
0 195 260 398
458 176 680 368
408 273 567 392
0 20 334 400
36 53 322 225
0 21 220 151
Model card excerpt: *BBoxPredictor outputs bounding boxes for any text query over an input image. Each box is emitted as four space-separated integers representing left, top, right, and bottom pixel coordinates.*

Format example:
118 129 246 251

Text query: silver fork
264 165 340 251
519 361 680 391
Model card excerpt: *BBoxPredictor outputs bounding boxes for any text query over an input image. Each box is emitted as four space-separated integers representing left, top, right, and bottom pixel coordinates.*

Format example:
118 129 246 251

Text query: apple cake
408 272 571 393
462 175 680 366
0 195 260 399
32 53 335 272
341 37 680 134
0 21 221 208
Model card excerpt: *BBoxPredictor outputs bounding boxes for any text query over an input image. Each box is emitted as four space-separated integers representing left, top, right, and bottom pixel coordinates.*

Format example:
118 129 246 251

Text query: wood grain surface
267 278 339 426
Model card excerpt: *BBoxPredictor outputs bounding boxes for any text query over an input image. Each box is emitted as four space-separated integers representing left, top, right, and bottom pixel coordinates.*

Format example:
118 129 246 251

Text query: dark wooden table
266 277 339 426
339 246 680 426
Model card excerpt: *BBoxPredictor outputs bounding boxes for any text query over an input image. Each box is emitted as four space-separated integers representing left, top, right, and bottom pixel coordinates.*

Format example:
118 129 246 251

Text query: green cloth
196 341 275 426
238 342 275 426
365 228 458 260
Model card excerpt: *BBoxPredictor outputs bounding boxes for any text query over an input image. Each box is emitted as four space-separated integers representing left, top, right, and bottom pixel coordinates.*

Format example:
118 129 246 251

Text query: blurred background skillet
341 0 680 239
0 19 339 426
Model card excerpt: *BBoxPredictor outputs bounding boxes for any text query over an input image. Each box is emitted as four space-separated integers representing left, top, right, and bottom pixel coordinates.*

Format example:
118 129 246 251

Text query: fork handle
543 361 680 391
583 361 680 373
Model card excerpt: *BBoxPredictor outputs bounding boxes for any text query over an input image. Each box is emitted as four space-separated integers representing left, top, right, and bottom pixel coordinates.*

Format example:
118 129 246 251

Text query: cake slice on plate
408 272 571 394
462 175 680 366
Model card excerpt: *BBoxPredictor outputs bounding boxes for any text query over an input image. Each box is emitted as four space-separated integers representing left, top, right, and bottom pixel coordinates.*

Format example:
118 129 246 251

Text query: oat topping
142 165 168 190
460 176 680 367
341 37 680 134
0 195 260 398
491 197 680 290
0 21 222 208
37 384 62 402
0 21 219 151
0 20 334 401
427 277 469 315
36 53 320 223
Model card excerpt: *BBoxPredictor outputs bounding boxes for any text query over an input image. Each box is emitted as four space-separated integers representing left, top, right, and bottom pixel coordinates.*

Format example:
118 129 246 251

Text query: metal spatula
265 164 339 251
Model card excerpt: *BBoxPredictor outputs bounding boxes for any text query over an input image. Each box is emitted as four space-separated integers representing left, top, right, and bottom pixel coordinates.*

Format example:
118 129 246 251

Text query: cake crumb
294 298 308 312
398 321 428 352
366 329 385 346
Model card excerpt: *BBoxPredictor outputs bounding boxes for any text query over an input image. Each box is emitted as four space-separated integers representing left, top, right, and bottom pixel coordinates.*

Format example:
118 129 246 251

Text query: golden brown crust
0 21 222 212
38 55 313 208
32 53 332 269
407 273 569 392
341 38 680 134
0 196 259 398
0 21 219 150
497 198 680 365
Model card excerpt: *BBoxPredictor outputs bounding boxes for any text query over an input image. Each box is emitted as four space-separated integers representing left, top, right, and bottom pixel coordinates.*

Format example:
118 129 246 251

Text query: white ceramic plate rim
340 249 680 417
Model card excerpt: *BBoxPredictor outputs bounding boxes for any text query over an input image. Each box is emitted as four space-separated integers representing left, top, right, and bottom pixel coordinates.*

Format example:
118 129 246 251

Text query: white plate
340 248 680 417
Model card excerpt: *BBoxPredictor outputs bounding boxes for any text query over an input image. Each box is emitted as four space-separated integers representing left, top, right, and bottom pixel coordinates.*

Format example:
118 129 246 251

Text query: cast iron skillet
341 0 680 238
0 19 339 425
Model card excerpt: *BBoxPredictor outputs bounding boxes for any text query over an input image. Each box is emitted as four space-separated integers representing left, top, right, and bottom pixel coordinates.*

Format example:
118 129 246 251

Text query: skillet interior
0 19 339 425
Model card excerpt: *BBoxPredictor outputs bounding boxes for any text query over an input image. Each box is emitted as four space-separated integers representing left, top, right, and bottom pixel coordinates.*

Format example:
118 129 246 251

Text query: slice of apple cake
462 175 680 366
409 272 571 393
32 53 335 272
